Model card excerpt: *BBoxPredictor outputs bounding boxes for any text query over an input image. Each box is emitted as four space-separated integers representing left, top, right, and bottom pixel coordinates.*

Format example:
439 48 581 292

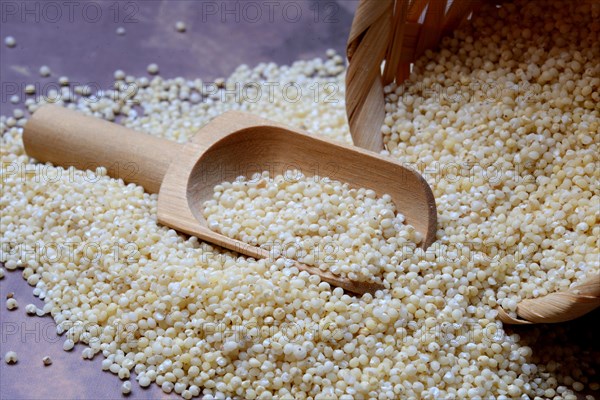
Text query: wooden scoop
23 105 437 294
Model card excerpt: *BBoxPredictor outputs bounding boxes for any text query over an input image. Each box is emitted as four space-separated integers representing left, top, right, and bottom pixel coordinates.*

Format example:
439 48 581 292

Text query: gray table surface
1 1 598 399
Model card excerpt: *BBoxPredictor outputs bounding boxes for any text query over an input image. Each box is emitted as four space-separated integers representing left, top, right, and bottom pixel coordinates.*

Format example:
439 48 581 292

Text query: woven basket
345 0 600 324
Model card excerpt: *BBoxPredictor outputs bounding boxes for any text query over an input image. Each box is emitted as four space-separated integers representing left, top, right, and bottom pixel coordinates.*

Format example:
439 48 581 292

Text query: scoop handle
23 105 183 193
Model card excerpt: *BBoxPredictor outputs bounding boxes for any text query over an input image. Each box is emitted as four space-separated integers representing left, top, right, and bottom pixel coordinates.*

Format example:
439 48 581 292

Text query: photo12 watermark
1 161 139 184
391 79 543 105
206 81 340 104
1 1 140 24
400 160 537 185
1 240 141 267
198 1 340 24
1 80 340 106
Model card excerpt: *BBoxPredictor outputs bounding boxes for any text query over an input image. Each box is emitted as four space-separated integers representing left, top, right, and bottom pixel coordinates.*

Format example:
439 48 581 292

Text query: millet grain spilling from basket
381 0 599 306
1 0 598 398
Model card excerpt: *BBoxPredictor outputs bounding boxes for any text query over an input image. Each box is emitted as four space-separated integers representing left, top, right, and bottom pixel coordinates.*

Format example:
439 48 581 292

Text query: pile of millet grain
1 0 598 398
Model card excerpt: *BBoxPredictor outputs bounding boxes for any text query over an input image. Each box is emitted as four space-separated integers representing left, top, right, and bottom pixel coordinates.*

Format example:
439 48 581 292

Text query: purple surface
1 0 358 114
